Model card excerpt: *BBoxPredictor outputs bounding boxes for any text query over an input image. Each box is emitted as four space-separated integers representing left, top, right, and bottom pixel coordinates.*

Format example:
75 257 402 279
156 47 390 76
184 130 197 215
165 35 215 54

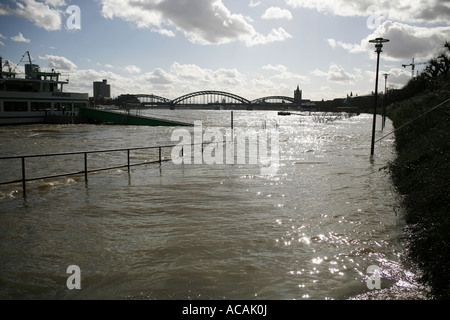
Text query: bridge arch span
172 90 250 105
136 94 172 104
251 96 296 104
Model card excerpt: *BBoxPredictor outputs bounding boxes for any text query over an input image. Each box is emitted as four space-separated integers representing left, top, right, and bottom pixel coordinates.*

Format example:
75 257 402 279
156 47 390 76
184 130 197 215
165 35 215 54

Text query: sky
0 0 449 101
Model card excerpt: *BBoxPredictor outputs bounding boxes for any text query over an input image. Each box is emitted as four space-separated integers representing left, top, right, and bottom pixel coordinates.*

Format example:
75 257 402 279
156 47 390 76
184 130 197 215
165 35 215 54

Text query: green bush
387 78 450 298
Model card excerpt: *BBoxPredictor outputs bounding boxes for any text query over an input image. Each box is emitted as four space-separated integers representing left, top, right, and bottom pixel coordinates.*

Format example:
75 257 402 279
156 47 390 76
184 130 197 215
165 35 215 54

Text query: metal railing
0 143 195 197
375 97 450 144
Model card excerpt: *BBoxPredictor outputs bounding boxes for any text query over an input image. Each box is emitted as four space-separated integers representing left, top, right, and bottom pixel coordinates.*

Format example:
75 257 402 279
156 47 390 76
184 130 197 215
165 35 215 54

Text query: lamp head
369 38 389 53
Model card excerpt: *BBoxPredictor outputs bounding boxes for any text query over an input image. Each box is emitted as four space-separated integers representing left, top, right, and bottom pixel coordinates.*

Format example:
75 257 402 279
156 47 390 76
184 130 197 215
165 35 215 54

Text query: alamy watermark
66 265 81 290
366 265 381 290
66 5 81 31
170 121 280 175
366 5 384 30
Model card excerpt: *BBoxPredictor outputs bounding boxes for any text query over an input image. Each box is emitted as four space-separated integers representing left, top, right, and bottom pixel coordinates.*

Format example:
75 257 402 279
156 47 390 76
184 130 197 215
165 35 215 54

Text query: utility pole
369 38 389 156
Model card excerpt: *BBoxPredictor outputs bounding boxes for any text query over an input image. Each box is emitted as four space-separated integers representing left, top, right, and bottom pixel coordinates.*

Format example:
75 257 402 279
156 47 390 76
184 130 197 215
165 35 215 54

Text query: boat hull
0 91 89 125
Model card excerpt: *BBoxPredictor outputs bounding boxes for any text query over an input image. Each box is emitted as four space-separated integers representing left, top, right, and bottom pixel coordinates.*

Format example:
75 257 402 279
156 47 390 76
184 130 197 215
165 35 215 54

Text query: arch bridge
122 90 302 109
172 90 250 106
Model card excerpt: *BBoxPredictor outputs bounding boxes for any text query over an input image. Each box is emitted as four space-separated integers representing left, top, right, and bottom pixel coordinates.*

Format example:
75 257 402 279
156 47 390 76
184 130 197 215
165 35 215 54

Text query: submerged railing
0 143 198 197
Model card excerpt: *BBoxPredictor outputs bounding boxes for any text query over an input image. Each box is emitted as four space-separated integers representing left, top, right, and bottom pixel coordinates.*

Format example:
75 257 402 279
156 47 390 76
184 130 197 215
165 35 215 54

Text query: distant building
93 79 111 99
294 85 302 105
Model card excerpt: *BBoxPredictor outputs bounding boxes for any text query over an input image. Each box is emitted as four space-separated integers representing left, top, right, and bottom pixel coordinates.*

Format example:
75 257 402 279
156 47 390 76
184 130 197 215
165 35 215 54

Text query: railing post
127 149 130 171
84 152 88 181
231 111 234 129
21 157 26 197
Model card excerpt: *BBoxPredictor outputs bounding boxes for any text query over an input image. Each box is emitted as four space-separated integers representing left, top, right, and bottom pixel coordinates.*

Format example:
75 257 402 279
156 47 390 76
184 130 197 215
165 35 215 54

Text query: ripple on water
0 113 429 299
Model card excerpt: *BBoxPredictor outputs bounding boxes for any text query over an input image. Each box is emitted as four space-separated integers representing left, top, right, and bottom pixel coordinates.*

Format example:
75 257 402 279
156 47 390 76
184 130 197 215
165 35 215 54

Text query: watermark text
366 5 384 30
66 5 81 31
366 265 381 290
171 121 279 175
66 265 81 290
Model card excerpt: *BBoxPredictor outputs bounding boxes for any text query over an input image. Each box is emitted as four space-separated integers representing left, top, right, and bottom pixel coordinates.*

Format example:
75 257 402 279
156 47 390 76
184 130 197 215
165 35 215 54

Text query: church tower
294 85 302 105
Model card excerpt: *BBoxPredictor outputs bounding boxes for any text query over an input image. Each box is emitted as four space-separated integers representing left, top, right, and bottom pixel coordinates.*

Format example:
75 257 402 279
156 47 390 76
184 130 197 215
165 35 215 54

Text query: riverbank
387 80 450 299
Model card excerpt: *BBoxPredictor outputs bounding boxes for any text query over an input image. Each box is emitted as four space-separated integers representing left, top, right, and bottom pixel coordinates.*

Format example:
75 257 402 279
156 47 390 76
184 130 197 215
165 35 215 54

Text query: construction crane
402 58 428 78
11 51 34 73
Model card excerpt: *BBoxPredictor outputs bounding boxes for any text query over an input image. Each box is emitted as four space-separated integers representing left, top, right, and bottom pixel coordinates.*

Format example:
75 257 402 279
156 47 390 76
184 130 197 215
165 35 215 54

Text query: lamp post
369 37 389 156
382 73 389 130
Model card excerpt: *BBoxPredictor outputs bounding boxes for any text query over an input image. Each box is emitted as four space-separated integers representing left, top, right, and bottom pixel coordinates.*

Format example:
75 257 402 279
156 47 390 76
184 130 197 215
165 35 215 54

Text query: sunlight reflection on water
0 111 430 299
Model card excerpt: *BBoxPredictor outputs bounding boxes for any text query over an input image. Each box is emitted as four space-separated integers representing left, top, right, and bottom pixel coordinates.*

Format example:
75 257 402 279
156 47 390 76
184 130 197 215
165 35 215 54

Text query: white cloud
286 0 450 25
263 64 288 72
328 21 450 60
169 63 250 93
124 65 142 74
311 64 357 83
249 0 261 7
366 21 450 60
275 71 310 84
262 7 293 20
62 60 309 101
246 27 292 46
101 0 253 45
262 64 309 85
101 0 163 29
383 67 413 87
170 62 214 83
101 0 292 46
0 0 63 31
213 68 247 86
142 68 176 85
310 68 328 78
327 38 365 53
44 0 66 6
11 32 31 43
151 27 176 37
39 54 77 71
328 65 356 82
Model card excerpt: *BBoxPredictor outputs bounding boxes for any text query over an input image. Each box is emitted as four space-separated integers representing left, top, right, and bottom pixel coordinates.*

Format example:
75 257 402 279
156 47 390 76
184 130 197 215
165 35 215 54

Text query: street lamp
369 37 389 156
382 73 389 131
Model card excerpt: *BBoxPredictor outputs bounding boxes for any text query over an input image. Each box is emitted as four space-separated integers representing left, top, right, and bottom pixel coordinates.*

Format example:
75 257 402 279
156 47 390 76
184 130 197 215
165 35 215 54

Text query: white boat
0 52 89 125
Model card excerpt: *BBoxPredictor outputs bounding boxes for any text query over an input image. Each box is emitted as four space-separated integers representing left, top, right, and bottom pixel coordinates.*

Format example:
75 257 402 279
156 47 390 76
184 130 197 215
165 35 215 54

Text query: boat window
2 81 40 92
4 101 28 112
54 102 72 111
31 102 51 111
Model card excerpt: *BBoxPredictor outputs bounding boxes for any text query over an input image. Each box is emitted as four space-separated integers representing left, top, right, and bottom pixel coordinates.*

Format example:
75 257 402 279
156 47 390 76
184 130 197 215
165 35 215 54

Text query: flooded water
0 110 429 300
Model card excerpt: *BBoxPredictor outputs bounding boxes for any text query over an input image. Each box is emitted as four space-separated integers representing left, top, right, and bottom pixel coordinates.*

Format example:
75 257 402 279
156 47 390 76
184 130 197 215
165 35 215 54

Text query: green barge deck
78 108 192 126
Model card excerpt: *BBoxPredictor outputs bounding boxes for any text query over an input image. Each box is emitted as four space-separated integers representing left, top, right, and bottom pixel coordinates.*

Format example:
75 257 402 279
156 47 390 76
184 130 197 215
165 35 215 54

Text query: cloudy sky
1 0 449 101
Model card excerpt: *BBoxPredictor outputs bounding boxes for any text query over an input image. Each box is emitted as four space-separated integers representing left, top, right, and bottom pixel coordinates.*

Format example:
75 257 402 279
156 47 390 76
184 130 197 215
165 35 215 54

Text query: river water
0 110 429 300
